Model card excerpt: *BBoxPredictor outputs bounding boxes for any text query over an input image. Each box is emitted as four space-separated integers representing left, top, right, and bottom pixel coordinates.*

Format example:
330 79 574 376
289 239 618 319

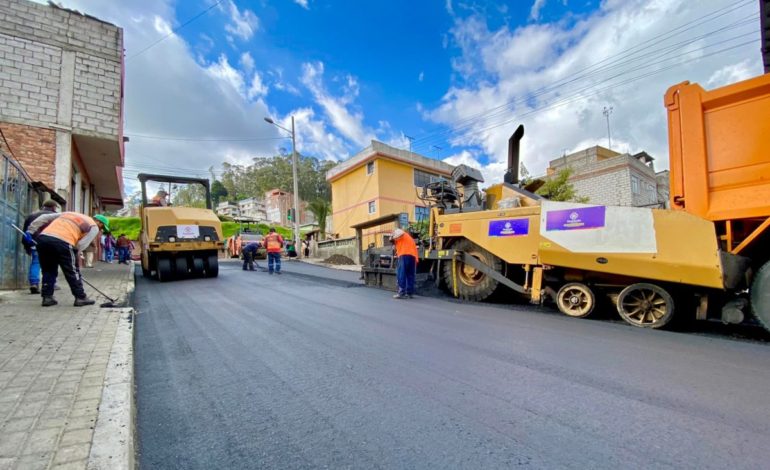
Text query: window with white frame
631 175 640 194
368 200 376 214
366 161 375 175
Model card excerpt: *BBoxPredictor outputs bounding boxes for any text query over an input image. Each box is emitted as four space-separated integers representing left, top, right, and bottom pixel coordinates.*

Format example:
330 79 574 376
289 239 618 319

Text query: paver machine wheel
750 260 770 332
442 238 504 301
205 254 219 278
616 283 675 328
556 282 596 318
157 256 173 283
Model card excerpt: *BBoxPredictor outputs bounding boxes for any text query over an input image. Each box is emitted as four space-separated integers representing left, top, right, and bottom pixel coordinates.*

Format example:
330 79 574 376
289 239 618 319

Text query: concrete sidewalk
298 257 361 272
0 262 134 470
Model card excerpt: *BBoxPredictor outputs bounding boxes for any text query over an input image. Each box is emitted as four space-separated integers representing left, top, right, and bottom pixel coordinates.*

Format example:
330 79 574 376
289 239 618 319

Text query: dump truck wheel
442 239 502 301
750 261 770 333
556 283 596 318
174 256 188 278
157 257 172 283
205 254 219 278
617 283 674 328
191 257 205 277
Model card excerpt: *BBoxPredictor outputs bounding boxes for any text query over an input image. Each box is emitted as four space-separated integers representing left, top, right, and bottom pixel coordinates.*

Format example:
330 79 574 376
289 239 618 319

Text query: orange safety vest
41 212 95 247
394 232 418 258
264 233 284 253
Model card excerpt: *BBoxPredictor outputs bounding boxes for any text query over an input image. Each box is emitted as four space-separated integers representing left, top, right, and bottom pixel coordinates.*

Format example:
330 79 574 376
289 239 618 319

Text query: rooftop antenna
603 106 614 150
431 145 442 158
405 135 414 153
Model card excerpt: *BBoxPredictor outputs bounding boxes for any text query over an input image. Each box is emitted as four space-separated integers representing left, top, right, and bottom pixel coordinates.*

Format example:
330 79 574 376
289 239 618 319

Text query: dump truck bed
665 73 770 222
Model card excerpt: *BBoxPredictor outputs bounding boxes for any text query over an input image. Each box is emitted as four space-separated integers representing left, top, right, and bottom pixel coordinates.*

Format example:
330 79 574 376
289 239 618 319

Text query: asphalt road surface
134 260 770 469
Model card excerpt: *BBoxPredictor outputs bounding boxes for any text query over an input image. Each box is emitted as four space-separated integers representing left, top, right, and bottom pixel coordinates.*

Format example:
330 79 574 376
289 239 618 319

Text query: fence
316 236 359 263
0 153 36 289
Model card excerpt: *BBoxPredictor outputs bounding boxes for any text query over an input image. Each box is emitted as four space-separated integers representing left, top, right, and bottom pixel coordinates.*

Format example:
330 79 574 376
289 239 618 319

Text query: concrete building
264 189 310 226
326 140 454 247
237 197 266 221
546 146 667 208
0 0 125 212
216 201 239 218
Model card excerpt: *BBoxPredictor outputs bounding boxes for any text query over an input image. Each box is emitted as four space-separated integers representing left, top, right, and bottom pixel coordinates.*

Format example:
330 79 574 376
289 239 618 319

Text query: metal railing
0 153 35 289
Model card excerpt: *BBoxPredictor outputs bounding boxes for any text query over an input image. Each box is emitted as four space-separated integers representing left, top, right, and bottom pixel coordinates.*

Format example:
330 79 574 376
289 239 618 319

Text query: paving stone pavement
0 262 134 470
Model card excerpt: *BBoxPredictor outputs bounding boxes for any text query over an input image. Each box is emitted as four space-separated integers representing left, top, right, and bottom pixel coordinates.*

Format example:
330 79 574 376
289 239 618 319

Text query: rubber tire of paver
442 238 503 302
191 257 205 277
205 254 219 278
157 256 172 283
616 283 675 329
174 256 188 278
556 282 596 318
750 260 770 333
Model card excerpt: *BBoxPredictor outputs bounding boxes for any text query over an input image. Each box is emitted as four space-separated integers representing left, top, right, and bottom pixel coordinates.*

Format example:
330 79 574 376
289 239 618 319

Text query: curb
87 262 136 470
278 269 362 288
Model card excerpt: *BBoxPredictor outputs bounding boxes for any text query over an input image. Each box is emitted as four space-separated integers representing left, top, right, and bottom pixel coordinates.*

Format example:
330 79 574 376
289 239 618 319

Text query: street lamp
264 116 301 258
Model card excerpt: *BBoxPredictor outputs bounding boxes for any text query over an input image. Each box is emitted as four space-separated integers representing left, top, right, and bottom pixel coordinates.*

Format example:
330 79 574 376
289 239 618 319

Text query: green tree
536 168 590 203
211 180 228 205
307 198 331 236
170 183 207 208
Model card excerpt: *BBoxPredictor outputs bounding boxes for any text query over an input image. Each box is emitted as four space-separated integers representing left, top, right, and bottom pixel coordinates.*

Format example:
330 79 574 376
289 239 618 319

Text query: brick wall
0 33 61 126
0 121 55 187
0 0 122 138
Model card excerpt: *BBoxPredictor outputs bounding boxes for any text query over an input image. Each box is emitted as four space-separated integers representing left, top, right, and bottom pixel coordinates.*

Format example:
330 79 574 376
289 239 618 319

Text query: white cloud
239 51 255 73
248 72 268 99
428 0 762 180
223 0 259 41
300 61 375 147
294 0 309 9
418 71 424 82
530 0 547 21
706 59 755 88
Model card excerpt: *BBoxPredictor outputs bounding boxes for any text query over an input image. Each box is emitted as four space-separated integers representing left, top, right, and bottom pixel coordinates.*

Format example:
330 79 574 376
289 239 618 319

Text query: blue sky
51 0 762 191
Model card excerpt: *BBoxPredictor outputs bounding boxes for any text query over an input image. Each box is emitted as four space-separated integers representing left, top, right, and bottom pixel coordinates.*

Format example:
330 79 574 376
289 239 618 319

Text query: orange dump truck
665 72 770 330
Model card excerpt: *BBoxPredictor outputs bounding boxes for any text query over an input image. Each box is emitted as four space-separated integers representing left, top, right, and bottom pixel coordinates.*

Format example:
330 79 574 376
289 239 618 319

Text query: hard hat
157 189 168 195
392 228 405 240
93 214 110 231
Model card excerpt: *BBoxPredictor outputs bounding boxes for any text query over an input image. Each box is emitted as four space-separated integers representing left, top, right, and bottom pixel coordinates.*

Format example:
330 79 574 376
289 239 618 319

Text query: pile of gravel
323 254 356 265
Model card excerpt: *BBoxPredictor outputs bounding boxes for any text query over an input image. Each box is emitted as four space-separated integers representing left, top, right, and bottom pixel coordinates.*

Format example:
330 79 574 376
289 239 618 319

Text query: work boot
30 286 39 294
42 297 58 307
73 297 96 307
393 293 407 299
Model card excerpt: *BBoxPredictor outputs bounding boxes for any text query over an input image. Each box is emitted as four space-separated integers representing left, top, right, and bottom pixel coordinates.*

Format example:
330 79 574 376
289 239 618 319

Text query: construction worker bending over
21 199 60 294
264 227 284 275
242 241 260 271
28 212 109 307
391 228 418 299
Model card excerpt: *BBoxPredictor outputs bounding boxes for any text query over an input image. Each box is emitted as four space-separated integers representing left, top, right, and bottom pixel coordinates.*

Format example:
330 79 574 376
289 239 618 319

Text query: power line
408 0 758 152
411 25 759 153
127 133 288 142
127 0 225 60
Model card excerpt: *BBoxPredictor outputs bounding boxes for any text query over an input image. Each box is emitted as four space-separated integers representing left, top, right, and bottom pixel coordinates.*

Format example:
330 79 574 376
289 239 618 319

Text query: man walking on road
21 199 59 294
29 212 109 307
264 227 284 275
391 228 418 299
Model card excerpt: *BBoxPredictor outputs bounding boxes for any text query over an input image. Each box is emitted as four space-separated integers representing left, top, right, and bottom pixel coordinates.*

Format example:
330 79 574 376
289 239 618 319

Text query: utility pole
264 115 302 258
603 106 614 150
405 135 414 153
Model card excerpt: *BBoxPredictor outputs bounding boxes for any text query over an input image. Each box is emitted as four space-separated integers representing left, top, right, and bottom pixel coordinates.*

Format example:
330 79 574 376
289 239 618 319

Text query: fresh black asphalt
134 260 770 469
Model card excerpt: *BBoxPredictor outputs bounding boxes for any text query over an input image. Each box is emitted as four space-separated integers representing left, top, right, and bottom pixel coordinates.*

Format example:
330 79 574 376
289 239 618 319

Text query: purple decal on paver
545 206 606 231
488 218 530 237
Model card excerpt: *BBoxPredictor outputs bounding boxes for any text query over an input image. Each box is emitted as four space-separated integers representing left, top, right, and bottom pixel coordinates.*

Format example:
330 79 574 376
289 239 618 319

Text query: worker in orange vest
391 228 418 299
28 212 109 307
263 227 285 275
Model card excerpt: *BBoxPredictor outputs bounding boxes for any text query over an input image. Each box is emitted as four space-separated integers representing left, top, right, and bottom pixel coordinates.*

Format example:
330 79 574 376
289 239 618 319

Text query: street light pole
264 115 302 258
290 116 301 258
603 106 614 150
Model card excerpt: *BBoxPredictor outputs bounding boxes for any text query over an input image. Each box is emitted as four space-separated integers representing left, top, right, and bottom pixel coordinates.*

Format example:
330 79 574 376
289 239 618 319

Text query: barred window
414 169 441 187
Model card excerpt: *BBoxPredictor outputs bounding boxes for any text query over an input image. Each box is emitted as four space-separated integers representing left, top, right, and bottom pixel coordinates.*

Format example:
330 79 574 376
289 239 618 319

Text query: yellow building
326 140 454 247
